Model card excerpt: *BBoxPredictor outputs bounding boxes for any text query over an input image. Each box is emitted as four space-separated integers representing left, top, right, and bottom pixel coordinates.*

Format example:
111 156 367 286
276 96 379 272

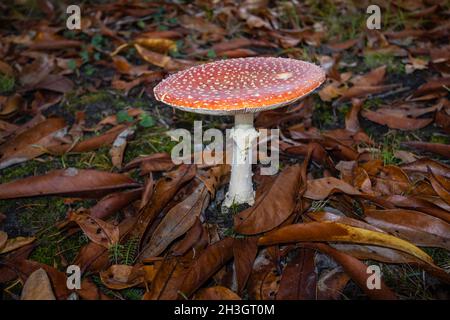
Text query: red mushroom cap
153 57 325 115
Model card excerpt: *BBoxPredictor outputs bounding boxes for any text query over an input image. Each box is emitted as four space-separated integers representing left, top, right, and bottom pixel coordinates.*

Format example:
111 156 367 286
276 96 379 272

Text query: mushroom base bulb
222 113 259 209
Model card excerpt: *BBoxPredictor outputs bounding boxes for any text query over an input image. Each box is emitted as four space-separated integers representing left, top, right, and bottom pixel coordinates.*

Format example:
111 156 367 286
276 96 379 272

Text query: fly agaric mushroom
154 57 325 208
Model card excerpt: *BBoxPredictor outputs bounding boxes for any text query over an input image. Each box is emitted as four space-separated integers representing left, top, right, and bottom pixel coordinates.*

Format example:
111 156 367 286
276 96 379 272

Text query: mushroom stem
223 113 259 208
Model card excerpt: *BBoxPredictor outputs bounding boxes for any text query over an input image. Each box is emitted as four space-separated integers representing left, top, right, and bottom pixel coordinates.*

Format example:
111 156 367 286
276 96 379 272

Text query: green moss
66 91 112 107
430 135 449 144
124 127 178 163
0 74 15 94
380 133 402 166
313 100 336 129
364 52 404 74
306 0 366 41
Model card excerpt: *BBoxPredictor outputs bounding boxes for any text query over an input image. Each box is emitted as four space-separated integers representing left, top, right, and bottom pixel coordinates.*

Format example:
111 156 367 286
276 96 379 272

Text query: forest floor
0 0 449 300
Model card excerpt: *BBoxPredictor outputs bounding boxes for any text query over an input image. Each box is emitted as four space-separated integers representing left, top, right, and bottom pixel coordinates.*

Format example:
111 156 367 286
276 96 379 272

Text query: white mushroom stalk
223 113 259 208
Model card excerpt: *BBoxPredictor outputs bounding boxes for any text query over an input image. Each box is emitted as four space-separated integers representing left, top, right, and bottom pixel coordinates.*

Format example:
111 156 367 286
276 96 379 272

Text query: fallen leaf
428 168 450 205
402 141 450 159
276 248 317 300
0 231 7 251
234 165 302 235
304 177 361 200
350 66 386 86
233 237 258 295
401 158 450 178
0 117 66 170
130 165 196 243
124 152 175 174
304 243 397 300
139 184 209 259
110 128 134 168
21 268 56 300
0 168 140 199
68 209 119 248
171 218 204 256
179 237 234 298
258 222 433 264
90 188 143 220
194 286 241 300
100 264 145 290
364 209 450 250
317 268 350 300
0 236 36 254
361 109 433 130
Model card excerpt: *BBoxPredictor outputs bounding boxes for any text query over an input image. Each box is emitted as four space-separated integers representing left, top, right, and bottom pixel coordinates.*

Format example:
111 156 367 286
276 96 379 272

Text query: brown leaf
110 128 134 168
2 259 70 299
171 218 204 256
73 242 109 273
341 84 398 100
428 168 450 205
130 165 196 243
21 268 56 300
26 74 74 93
66 125 129 153
362 109 433 130
100 265 145 290
364 209 450 250
0 94 25 118
179 15 226 40
124 152 175 174
0 117 66 169
304 243 397 300
402 141 450 159
385 195 450 224
0 168 139 200
134 44 192 71
139 184 209 259
179 237 234 298
345 98 362 132
0 231 7 251
304 177 361 200
90 188 142 220
276 248 317 300
413 77 450 97
134 38 177 54
233 237 258 295
112 55 151 76
68 209 119 248
317 268 350 300
78 278 111 300
401 158 450 178
258 222 433 264
247 250 280 300
350 66 386 86
194 286 241 300
234 165 302 235
0 236 36 254
196 164 230 198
